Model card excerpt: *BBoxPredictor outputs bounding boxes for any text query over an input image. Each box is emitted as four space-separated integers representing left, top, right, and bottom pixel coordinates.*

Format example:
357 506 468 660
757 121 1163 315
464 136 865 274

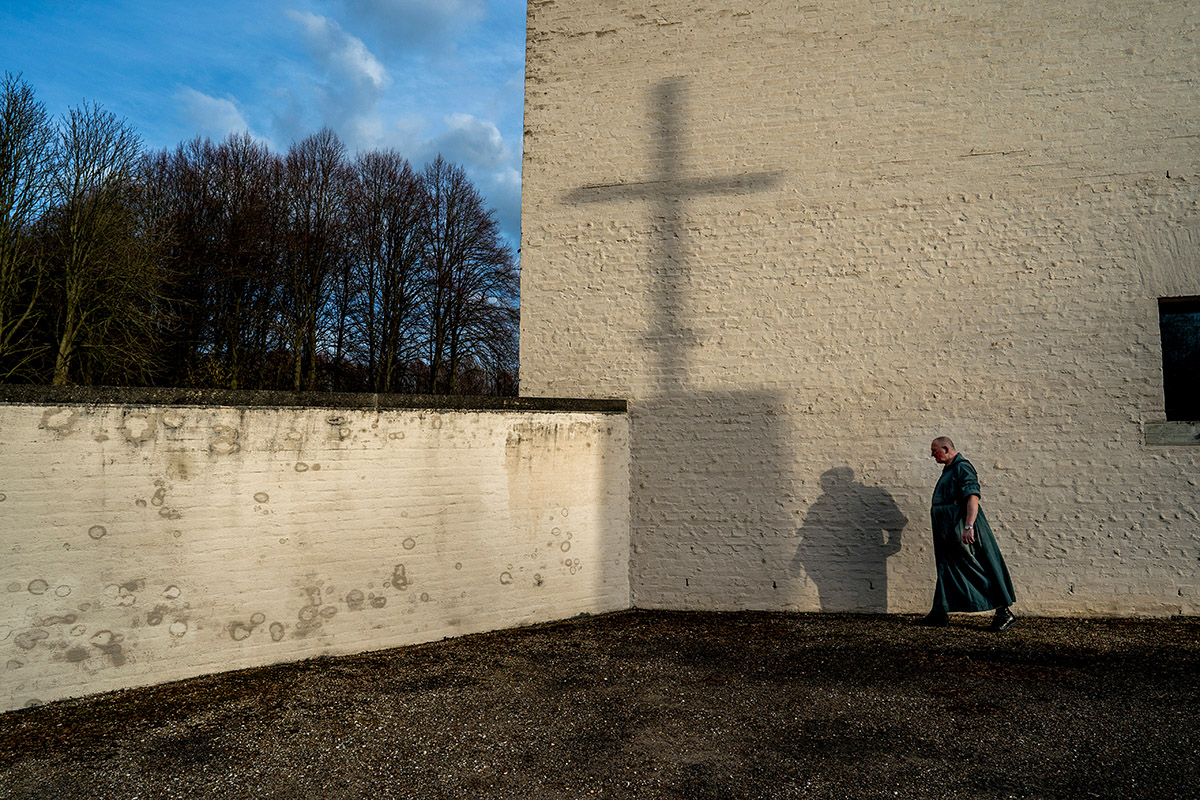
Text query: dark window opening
1159 296 1200 421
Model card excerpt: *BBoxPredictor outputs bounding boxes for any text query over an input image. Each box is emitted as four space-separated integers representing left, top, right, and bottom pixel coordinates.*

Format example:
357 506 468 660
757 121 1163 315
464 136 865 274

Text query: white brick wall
0 402 629 711
521 0 1200 614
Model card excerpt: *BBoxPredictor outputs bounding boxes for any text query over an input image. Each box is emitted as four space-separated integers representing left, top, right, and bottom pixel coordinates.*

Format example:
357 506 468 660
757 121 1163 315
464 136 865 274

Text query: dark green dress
930 455 1016 612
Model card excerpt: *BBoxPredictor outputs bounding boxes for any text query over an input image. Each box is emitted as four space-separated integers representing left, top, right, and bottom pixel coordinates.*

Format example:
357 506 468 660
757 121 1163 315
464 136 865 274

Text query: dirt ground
1 610 1197 800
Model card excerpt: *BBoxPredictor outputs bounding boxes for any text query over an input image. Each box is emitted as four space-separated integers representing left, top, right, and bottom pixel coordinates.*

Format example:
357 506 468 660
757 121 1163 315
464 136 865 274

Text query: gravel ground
1 610 1197 800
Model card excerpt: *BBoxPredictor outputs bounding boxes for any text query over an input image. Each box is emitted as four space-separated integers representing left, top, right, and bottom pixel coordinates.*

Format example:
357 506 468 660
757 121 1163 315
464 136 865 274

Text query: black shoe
916 612 949 627
989 607 1016 632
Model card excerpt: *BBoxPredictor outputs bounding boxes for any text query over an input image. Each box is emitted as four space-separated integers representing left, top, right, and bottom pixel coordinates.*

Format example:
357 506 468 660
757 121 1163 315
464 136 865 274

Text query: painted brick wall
520 0 1200 615
0 400 629 711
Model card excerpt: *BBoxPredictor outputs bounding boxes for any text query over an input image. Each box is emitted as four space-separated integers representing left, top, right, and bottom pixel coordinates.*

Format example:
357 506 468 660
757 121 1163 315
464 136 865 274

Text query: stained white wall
0 401 629 712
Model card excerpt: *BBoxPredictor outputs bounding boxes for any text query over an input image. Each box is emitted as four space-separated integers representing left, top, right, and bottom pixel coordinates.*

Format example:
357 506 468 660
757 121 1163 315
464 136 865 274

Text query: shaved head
930 437 958 465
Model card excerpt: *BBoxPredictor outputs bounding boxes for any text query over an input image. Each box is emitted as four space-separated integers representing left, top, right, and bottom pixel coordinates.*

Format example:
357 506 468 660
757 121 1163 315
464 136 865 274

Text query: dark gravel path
2 611 1197 799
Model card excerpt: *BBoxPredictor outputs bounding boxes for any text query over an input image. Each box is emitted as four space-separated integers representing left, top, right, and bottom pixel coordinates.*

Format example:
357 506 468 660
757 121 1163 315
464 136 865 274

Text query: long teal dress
930 455 1016 612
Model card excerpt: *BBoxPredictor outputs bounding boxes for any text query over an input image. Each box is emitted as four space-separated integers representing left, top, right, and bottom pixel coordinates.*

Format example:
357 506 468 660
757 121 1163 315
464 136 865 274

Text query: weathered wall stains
119 413 156 444
38 408 76 435
505 419 629 601
0 401 629 712
209 424 240 456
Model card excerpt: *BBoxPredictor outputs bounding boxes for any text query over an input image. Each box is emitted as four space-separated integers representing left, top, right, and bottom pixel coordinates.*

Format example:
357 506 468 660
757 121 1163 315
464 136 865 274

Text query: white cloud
177 88 256 140
479 164 522 248
289 10 390 91
337 0 487 53
286 10 392 148
269 87 310 146
427 113 509 171
402 115 520 246
275 7 522 244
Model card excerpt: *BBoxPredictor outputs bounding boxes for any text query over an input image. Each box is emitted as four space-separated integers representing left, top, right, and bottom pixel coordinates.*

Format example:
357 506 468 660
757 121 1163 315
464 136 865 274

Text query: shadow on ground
2 611 1197 800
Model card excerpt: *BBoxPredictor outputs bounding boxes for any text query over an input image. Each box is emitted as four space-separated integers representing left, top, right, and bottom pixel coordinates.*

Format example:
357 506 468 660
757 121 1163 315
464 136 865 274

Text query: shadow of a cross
563 78 825 610
567 77 780 391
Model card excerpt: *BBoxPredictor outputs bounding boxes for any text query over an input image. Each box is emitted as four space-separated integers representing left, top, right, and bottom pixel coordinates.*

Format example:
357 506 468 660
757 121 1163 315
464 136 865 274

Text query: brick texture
520 0 1200 614
0 403 629 711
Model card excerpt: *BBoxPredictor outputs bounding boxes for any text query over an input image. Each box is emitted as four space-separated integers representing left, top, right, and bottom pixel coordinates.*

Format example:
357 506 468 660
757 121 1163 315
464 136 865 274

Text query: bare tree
210 134 287 389
43 102 160 385
281 129 351 391
327 236 357 391
145 134 286 389
140 139 210 384
419 155 517 394
1 76 521 394
0 73 55 379
350 149 424 392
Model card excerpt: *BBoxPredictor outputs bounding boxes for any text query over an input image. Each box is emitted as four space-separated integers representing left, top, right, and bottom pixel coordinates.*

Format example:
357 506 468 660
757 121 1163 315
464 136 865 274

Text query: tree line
0 73 519 395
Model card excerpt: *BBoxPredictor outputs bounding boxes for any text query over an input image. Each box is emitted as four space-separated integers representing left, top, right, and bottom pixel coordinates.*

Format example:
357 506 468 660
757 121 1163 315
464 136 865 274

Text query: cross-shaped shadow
568 77 779 388
566 77 905 610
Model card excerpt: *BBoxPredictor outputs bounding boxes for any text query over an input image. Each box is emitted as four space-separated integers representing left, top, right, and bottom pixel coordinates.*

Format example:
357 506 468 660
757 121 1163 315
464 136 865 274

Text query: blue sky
0 0 527 246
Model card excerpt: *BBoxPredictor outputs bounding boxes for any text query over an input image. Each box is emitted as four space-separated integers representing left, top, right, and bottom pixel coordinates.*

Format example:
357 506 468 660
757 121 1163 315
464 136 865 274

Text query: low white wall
0 394 629 711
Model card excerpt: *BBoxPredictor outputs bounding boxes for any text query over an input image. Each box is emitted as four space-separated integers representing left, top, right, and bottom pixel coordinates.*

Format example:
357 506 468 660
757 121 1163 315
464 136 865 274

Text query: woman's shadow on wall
791 467 908 612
